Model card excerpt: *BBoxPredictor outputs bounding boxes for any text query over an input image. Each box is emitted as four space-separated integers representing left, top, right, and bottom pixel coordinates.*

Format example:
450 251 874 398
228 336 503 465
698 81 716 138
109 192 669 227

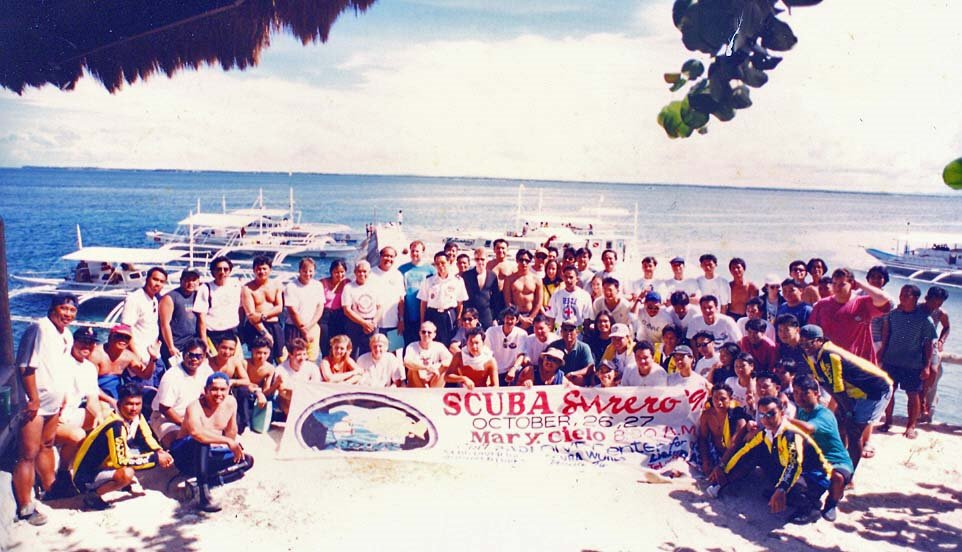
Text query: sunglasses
420 330 435 335
759 409 779 419
518 258 532 264
186 352 206 360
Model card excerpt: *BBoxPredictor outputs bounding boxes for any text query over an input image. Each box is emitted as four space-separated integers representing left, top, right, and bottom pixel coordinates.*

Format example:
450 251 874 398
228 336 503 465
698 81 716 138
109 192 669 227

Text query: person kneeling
72 383 175 510
169 372 254 512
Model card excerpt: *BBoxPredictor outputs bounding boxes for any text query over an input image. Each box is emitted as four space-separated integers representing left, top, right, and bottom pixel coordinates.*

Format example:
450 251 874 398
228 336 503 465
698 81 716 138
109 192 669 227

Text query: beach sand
4 418 961 551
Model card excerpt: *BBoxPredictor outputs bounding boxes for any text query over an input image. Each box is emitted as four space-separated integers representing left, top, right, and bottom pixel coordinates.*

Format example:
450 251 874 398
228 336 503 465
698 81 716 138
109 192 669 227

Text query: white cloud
1 0 961 194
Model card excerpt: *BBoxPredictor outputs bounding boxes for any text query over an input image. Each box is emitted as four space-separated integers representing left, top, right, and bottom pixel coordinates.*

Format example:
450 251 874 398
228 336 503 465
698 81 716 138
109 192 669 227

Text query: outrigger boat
865 232 962 288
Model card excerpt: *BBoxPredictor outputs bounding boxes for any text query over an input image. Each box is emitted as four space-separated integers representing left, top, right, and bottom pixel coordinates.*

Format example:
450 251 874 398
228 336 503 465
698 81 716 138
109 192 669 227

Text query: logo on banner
294 392 438 452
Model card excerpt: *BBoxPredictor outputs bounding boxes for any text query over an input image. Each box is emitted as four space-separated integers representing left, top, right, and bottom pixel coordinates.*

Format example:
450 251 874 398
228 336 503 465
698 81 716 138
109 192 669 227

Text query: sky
1 0 961 195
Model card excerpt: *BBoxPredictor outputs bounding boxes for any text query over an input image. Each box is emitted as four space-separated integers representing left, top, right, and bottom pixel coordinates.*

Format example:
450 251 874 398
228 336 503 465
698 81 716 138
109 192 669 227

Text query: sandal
861 444 876 459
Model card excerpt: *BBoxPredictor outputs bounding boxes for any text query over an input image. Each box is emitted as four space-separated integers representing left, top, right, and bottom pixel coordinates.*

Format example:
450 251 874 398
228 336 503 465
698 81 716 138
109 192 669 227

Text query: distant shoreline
4 165 959 199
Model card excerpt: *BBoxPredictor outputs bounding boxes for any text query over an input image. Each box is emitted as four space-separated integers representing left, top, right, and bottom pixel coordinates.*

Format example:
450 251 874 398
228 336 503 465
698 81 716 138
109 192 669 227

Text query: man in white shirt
594 249 626 285
696 254 731 313
664 257 700 301
121 266 166 374
485 306 528 385
507 314 558 384
686 295 743 347
151 338 214 447
284 258 325 361
621 341 669 387
342 260 382 358
634 292 673 343
13 293 78 525
357 334 405 387
593 277 633 326
404 322 453 388
547 265 594 331
275 338 322 415
418 252 468 346
692 331 722 377
194 256 243 354
668 290 700 334
369 246 406 350
630 256 667 304
667 345 710 396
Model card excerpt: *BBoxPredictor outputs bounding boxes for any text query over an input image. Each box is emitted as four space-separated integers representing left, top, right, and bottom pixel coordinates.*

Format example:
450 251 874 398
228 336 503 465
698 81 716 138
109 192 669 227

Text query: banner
278 383 707 474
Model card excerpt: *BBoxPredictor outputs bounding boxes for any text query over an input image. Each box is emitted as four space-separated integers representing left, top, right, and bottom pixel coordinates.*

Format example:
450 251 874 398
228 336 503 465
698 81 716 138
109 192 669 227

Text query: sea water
2 167 961 424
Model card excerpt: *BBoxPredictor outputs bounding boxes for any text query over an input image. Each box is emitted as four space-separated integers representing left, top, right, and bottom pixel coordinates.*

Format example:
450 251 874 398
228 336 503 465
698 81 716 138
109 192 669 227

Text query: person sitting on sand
707 397 832 523
445 327 499 389
208 334 267 433
150 339 213 448
91 324 156 401
72 383 175 510
170 372 254 512
404 322 452 388
799 324 893 466
357 334 405 387
320 334 362 385
518 348 571 387
791 374 854 522
697 384 749 476
724 353 756 410
620 341 667 387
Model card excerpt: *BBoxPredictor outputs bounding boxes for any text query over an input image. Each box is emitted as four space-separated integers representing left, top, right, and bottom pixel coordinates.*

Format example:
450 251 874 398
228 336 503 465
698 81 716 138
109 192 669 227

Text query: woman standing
319 260 350 357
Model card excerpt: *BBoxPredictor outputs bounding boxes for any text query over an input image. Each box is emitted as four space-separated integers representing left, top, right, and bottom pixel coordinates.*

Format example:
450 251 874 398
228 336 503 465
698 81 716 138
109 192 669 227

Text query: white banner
278 383 707 474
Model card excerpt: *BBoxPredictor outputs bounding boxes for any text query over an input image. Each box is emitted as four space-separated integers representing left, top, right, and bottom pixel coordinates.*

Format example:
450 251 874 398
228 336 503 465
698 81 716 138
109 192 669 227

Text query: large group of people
12 238 951 527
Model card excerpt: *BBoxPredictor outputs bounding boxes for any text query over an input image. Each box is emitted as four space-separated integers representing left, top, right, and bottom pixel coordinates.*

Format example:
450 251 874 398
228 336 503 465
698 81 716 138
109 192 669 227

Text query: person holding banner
445 328 499 389
404 322 452 388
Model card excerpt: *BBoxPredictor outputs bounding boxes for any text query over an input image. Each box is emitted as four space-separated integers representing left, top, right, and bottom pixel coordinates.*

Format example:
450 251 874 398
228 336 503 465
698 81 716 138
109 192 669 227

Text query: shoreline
4 416 960 551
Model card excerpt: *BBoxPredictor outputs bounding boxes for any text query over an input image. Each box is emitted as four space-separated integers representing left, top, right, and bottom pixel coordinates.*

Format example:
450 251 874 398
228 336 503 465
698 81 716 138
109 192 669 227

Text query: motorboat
865 233 962 288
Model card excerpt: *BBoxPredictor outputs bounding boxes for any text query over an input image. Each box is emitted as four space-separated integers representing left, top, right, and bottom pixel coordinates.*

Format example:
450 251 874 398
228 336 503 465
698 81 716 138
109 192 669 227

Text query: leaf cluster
658 0 821 138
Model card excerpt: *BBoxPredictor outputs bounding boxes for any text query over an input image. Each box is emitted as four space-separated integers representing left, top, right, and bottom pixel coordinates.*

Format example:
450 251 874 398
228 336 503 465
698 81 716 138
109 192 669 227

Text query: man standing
370 247 406 350
399 240 435 345
810 268 891 364
342 260 382 358
194 256 243 355
502 249 543 330
486 238 515 305
159 269 201 369
575 248 594 289
634 292 673 344
546 265 594 331
593 278 632 327
171 372 254 512
696 254 730 313
631 256 665 302
799 325 893 468
461 247 498 329
727 258 758 320
241 256 285 363
121 266 166 379
284 258 325 361
879 285 936 439
13 293 78 525
418 252 468 346
686 295 742 347
595 249 625 283
777 279 812 326
664 257 699 301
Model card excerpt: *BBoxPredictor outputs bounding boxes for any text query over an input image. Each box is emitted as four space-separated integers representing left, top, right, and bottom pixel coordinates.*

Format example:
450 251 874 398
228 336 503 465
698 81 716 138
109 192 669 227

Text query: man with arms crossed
242 255 285 363
284 258 324 361
502 249 544 330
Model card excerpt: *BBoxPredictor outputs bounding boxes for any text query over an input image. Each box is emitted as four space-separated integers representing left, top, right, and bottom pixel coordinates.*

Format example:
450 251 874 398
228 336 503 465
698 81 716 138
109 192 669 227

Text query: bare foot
904 428 918 439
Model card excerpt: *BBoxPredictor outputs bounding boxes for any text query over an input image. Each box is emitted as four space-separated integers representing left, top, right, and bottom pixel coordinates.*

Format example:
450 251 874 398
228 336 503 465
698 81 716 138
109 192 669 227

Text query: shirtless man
486 238 516 296
91 324 156 401
727 258 758 320
697 384 749 475
245 337 280 403
170 372 254 512
209 334 267 433
503 249 543 329
445 328 499 389
241 255 285 363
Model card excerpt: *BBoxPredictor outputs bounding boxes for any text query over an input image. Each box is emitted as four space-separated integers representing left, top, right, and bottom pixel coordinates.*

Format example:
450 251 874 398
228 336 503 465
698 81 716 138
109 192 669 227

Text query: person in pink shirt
810 268 891 364
739 318 777 373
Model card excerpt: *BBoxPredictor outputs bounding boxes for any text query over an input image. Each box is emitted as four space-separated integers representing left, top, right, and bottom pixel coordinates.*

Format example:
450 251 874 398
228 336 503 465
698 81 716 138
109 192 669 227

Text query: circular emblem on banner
295 392 438 452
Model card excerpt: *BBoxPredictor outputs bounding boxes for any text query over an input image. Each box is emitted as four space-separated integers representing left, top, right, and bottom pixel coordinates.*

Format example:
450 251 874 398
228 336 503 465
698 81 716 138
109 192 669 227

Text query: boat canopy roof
231 208 291 218
290 222 353 233
177 213 262 228
62 247 186 264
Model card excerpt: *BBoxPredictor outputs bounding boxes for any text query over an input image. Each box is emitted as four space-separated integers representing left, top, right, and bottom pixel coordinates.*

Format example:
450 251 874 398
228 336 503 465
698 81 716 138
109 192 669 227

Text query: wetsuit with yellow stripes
808 341 893 401
72 411 164 489
723 424 832 499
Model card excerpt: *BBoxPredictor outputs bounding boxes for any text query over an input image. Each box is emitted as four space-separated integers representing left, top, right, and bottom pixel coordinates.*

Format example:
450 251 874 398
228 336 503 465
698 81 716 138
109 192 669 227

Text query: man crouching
72 383 175 510
169 372 253 512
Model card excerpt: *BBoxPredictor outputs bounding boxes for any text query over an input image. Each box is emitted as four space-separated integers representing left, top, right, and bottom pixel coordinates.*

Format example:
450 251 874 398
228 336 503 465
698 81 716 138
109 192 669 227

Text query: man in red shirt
810 268 891 364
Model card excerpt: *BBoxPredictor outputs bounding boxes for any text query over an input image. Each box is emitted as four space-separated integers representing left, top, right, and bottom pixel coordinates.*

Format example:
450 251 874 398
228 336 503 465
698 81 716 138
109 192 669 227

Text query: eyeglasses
518 258 532 264
420 330 435 335
186 352 205 360
759 409 779 419
561 326 577 332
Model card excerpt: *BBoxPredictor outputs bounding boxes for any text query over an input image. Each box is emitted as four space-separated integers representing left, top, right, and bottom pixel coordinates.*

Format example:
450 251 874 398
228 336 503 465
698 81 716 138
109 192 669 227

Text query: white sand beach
4 417 960 552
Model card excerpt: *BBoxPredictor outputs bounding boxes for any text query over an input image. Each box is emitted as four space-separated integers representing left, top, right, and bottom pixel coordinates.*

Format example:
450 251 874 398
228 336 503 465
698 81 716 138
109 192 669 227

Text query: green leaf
658 101 693 139
670 78 688 92
681 59 704 80
761 16 798 51
664 72 682 84
681 101 710 129
731 85 752 109
944 158 962 190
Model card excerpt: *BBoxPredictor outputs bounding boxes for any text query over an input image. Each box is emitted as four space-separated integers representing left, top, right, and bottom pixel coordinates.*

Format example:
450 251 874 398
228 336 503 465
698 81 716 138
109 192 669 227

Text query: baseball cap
644 291 662 303
800 324 824 340
610 323 631 338
73 327 100 343
110 323 133 337
560 317 579 330
670 256 685 265
535 247 549 258
672 345 694 357
541 348 566 363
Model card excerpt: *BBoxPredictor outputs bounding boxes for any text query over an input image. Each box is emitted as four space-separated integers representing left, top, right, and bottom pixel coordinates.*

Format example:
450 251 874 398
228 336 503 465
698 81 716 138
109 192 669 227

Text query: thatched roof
0 0 377 94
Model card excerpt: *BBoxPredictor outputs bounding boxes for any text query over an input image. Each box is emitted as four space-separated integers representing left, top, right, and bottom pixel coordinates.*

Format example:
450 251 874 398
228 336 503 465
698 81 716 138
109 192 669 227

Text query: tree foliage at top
658 0 822 138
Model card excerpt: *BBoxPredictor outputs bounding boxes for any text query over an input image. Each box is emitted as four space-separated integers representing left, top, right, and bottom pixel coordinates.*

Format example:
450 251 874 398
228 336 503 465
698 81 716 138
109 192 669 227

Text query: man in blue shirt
547 318 594 386
398 240 436 346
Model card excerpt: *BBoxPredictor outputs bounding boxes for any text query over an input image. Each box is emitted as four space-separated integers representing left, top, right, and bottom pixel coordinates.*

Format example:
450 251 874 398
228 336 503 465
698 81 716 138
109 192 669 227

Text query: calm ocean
2 167 961 424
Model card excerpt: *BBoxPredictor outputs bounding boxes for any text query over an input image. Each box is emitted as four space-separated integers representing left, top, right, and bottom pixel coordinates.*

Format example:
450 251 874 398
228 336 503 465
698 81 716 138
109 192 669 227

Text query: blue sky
1 0 961 194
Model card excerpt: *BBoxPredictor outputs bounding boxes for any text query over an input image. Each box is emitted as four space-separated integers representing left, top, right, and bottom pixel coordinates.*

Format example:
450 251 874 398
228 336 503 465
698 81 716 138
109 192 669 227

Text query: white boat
865 232 962 288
